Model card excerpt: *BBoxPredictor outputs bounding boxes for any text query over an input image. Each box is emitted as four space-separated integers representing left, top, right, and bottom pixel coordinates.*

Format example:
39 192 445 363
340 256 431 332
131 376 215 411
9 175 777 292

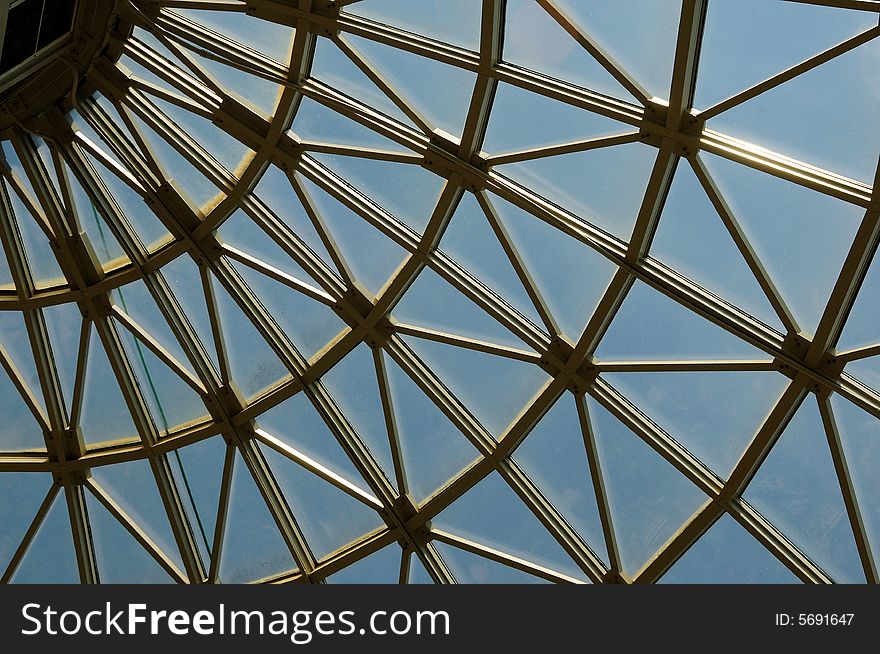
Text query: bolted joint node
216 382 247 416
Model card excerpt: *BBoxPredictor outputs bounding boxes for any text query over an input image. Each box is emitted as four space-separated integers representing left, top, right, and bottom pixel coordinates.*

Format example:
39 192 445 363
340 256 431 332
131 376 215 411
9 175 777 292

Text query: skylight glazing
0 0 878 584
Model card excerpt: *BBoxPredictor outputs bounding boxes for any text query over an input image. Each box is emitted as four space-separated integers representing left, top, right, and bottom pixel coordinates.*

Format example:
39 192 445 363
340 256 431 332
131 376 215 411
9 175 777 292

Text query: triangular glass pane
63 162 129 268
838 247 880 352
42 302 82 410
292 97 409 152
346 0 481 50
604 371 789 478
310 153 443 234
0 312 39 397
503 0 636 101
174 9 294 63
696 0 876 110
588 397 708 575
650 161 783 330
402 335 550 437
85 491 175 584
218 208 325 286
711 38 880 185
130 112 221 210
195 51 282 117
439 192 544 328
159 255 220 374
705 154 863 335
555 0 682 99
262 445 383 560
309 38 417 128
744 398 864 583
219 450 296 583
212 275 289 398
831 395 880 551
483 81 629 156
328 543 401 584
393 266 529 349
492 193 618 339
0 239 12 289
117 325 209 434
844 357 880 395
79 329 139 446
3 177 65 286
596 280 766 361
232 262 347 360
347 34 477 138
253 165 337 267
91 458 185 572
299 174 408 296
12 491 79 583
659 514 800 584
0 473 52 571
385 354 479 503
433 471 586 580
408 554 434 584
829 396 880 569
320 343 397 487
0 368 43 451
256 391 366 485
496 142 656 241
513 393 607 564
82 149 172 251
168 436 226 564
434 541 549 584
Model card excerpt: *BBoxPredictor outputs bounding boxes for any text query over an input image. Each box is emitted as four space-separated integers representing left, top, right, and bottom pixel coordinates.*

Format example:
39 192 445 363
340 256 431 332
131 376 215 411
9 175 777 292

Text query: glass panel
298 174 408 296
695 0 875 110
659 514 800 584
310 153 443 235
434 541 549 584
2 176 65 286
844 358 880 394
0 366 43 451
831 396 880 563
483 82 628 156
439 192 544 329
496 142 657 242
85 491 175 584
63 162 129 269
309 38 417 128
407 554 434 584
231 260 347 361
704 154 863 335
79 328 139 446
503 0 636 101
744 398 864 583
327 543 401 584
491 193 617 339
0 473 52 572
588 397 708 576
291 97 409 152
401 334 550 437
346 34 477 138
256 391 367 485
42 302 81 411
345 0 481 50
262 444 383 560
513 392 607 564
837 247 880 351
220 450 296 583
392 266 528 349
320 343 397 488
90 458 185 573
211 275 289 398
174 9 294 63
596 280 766 361
433 471 586 580
604 371 789 478
0 236 13 289
12 490 79 583
649 161 782 330
710 38 880 185
168 436 226 565
554 0 682 98
384 353 479 503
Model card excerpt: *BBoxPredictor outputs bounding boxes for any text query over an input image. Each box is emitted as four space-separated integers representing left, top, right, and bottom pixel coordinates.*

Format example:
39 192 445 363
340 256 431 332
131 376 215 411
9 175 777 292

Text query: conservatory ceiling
0 0 877 585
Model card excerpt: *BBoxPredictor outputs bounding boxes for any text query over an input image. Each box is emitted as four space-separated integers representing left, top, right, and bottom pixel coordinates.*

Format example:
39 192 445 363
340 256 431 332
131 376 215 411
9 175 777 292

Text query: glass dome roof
0 0 878 584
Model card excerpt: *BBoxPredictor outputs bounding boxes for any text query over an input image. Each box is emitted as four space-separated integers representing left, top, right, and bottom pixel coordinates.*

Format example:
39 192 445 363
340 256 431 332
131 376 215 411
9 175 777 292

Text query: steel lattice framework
0 0 878 584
